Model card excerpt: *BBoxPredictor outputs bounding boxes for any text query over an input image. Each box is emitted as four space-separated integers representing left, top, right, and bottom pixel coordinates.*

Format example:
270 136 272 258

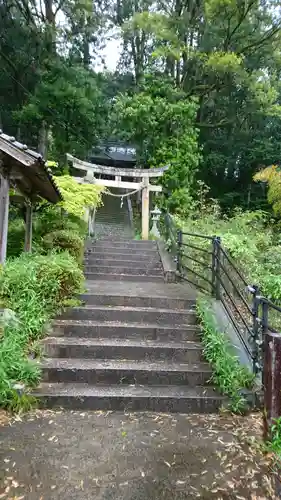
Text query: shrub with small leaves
43 230 84 264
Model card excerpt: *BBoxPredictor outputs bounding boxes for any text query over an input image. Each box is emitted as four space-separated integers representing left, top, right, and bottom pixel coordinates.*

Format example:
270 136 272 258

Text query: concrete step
80 293 194 309
43 337 203 362
89 241 158 250
84 257 162 267
94 224 131 232
59 305 196 325
41 358 212 385
34 383 224 413
84 265 163 276
84 273 164 282
53 320 200 341
94 221 129 226
85 247 158 256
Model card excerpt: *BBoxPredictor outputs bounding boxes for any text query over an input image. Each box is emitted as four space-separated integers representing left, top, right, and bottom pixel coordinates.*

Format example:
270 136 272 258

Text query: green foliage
7 219 26 258
34 206 88 239
15 60 109 161
112 76 200 213
54 175 104 217
6 173 100 260
1 172 93 410
7 206 89 260
43 230 84 263
267 417 281 468
197 297 255 413
121 1 281 210
2 0 281 213
0 252 84 411
254 165 281 217
174 184 281 302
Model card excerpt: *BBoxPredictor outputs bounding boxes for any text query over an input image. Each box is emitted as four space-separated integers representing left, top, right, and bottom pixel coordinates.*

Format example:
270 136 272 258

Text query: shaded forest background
1 0 281 212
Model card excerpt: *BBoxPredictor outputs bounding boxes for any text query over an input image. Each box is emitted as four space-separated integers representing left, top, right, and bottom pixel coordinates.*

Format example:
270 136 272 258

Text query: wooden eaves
0 131 62 203
0 131 62 263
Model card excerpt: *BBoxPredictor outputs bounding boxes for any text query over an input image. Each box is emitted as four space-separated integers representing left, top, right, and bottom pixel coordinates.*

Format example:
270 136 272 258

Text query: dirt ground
0 409 279 499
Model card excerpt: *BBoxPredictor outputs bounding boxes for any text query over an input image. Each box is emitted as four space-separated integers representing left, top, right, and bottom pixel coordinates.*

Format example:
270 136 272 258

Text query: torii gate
67 154 168 240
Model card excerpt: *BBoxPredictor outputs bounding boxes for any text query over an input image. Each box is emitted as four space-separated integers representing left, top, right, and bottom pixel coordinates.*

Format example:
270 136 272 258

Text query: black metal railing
161 210 281 374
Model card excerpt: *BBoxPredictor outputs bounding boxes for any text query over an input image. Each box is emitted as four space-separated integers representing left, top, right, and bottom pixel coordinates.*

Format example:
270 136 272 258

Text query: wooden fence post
0 173 10 264
263 330 281 439
24 203 33 252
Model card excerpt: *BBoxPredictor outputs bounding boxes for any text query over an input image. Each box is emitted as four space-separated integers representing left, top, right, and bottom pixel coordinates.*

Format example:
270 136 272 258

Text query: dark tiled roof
0 131 62 203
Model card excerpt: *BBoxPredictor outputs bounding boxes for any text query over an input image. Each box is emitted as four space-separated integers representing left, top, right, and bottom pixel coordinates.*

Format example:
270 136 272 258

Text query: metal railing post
211 237 216 297
261 299 269 334
212 236 221 300
251 285 260 374
177 229 182 273
261 299 269 381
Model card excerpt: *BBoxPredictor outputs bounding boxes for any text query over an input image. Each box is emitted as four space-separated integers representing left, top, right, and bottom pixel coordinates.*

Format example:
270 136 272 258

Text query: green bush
7 219 25 258
43 230 84 264
0 252 84 410
172 203 281 303
197 297 255 413
35 206 87 239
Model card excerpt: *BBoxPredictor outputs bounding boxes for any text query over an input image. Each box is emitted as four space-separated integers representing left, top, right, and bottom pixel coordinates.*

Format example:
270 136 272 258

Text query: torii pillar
142 176 149 240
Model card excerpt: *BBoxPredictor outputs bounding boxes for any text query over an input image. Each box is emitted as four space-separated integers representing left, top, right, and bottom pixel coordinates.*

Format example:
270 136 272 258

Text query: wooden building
0 131 62 264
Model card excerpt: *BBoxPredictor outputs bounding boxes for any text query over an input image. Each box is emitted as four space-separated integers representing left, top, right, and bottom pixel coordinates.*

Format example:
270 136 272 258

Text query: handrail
262 297 281 314
181 242 212 254
219 259 253 316
181 263 214 287
160 209 281 374
219 245 249 288
181 230 214 240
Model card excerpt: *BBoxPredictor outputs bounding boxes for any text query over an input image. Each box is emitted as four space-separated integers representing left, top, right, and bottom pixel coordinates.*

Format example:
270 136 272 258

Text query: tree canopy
1 0 281 212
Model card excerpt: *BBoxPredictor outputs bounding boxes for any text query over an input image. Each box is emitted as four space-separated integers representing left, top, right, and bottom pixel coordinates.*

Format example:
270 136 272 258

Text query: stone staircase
35 239 224 412
94 190 133 239
85 239 164 282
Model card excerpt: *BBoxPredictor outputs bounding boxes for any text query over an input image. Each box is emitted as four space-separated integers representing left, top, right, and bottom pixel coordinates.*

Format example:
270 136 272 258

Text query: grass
196 296 255 413
266 417 281 473
0 252 84 411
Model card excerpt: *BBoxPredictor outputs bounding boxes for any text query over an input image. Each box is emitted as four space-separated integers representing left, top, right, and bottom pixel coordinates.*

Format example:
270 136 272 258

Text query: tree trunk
38 120 48 158
83 15 92 68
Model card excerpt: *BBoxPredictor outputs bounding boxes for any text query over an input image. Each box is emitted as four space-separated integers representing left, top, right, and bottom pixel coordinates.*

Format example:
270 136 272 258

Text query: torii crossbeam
67 154 168 240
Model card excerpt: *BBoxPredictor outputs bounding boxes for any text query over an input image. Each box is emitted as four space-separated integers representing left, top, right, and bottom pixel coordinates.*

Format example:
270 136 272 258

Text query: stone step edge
84 258 162 264
34 383 223 400
41 358 211 373
52 319 200 330
65 305 196 314
81 291 195 301
85 249 158 256
84 266 163 274
84 273 164 281
88 245 158 250
43 337 202 349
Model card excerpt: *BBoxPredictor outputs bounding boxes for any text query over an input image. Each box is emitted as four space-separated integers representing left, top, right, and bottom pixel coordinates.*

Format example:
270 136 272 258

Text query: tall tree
0 0 109 160
114 0 281 208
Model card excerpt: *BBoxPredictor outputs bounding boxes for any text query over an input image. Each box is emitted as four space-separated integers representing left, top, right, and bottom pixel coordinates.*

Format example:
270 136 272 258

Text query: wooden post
24 203 33 252
142 176 149 240
0 174 10 264
263 330 281 439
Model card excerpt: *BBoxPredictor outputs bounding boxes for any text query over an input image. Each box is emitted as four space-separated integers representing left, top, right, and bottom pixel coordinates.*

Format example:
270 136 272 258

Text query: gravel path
0 410 278 499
